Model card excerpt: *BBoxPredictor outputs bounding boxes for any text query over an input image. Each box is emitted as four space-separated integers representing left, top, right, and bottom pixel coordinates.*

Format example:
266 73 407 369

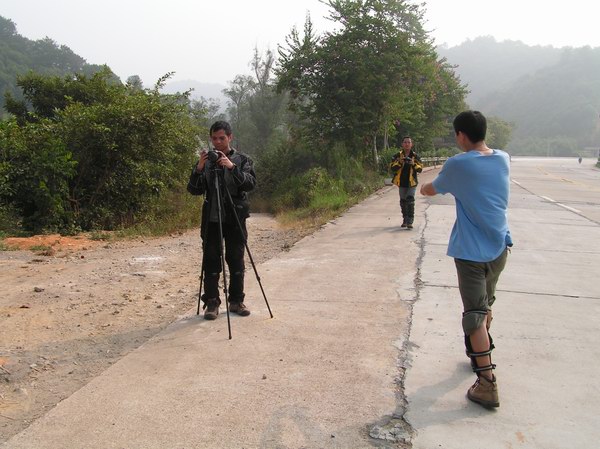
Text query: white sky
2 0 598 87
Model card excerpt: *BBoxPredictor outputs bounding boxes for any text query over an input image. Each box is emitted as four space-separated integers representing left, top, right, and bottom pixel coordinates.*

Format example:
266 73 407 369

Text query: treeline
440 37 600 156
1 0 469 236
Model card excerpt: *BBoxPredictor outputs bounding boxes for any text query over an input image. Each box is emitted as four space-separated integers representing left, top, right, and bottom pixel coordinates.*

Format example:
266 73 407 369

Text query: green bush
0 71 201 234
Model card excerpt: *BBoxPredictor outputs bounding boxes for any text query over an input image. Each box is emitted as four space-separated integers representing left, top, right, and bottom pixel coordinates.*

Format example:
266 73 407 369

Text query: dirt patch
0 214 314 442
2 234 102 253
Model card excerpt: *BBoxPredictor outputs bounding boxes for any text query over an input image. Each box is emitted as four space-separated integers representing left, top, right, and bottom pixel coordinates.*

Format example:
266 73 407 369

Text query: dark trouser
398 186 416 224
201 220 247 304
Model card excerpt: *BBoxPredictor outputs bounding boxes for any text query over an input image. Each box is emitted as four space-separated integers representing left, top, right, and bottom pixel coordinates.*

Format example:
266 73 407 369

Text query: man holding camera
420 110 512 408
187 121 257 320
390 136 423 229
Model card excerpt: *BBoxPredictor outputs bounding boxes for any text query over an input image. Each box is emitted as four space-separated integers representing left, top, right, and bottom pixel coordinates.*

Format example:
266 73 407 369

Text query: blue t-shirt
432 149 512 262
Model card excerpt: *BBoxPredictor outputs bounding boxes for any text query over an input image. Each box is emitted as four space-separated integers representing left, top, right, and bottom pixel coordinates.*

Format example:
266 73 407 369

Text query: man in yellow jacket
390 136 423 229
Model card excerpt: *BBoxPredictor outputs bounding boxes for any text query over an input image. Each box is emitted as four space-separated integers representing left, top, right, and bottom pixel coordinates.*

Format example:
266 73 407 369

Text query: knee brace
464 331 496 374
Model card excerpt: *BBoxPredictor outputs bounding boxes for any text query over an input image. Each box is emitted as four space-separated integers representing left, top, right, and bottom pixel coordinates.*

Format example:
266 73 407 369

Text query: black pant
202 220 247 303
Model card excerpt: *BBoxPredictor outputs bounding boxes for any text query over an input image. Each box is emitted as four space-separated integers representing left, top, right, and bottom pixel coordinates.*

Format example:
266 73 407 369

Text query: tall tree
277 0 466 164
223 74 254 149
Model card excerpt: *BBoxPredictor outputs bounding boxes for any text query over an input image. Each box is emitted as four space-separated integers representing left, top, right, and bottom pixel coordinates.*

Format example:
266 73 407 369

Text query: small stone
34 287 44 292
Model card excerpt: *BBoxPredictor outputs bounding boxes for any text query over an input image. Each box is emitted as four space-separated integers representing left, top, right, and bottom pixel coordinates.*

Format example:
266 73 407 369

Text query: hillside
437 36 562 107
0 16 110 116
439 37 600 155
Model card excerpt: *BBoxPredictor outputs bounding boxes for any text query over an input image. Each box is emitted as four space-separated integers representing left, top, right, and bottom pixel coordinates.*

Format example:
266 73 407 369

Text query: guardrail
421 156 448 168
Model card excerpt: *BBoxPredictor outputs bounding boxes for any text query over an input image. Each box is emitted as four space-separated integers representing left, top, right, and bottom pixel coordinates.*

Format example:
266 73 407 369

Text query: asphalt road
3 157 599 449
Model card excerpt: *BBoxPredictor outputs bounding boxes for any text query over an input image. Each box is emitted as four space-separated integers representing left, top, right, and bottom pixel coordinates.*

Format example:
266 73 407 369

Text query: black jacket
187 149 256 232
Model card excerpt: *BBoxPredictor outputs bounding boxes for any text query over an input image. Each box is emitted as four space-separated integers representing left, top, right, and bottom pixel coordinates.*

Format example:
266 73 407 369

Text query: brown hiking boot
467 375 499 408
229 302 250 316
203 299 219 320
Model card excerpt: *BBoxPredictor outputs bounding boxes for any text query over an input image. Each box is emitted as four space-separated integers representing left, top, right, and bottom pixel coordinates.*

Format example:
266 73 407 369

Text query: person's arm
420 182 437 196
187 155 208 196
229 154 257 192
389 154 401 173
413 153 423 173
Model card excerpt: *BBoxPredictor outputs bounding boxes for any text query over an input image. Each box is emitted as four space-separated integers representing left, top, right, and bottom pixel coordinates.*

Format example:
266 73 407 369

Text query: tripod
195 163 273 339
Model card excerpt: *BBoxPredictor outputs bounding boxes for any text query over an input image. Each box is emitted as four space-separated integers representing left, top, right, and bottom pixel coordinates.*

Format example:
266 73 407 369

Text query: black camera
206 149 221 163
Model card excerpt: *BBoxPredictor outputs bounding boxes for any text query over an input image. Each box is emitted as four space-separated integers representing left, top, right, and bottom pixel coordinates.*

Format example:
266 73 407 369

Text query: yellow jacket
390 151 423 187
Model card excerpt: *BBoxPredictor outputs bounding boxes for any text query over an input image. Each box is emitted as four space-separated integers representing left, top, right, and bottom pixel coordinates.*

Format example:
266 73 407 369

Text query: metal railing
421 156 448 168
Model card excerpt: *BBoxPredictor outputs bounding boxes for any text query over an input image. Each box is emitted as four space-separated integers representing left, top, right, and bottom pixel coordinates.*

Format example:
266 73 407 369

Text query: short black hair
453 110 486 143
209 120 232 136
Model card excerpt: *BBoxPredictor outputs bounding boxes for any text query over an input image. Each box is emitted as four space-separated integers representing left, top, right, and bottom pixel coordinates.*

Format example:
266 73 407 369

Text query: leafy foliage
0 15 110 118
1 70 202 233
276 0 466 162
222 48 287 156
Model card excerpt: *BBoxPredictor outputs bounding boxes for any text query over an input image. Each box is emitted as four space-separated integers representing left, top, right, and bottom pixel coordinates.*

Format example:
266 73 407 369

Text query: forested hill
0 16 110 116
437 36 563 106
438 37 600 155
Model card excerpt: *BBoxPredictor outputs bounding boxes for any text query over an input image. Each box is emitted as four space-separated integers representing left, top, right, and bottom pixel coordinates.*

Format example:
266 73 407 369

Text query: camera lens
207 150 220 162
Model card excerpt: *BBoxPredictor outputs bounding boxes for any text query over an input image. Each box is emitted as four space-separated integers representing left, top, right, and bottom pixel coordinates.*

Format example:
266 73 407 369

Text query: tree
277 0 466 164
247 48 287 153
486 116 514 150
223 74 255 149
126 75 144 91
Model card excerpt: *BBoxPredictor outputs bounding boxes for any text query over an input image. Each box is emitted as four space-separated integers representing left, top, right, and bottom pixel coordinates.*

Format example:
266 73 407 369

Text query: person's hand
217 153 235 170
197 150 209 171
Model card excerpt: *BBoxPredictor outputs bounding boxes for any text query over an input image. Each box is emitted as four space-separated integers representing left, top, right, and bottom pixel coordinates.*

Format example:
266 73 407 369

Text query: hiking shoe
229 302 251 316
407 223 414 229
401 222 408 228
467 375 499 408
203 300 219 320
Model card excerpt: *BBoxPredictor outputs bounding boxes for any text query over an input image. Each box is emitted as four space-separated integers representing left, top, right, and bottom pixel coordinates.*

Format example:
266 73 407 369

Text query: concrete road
406 157 600 449
2 179 421 449
3 157 599 449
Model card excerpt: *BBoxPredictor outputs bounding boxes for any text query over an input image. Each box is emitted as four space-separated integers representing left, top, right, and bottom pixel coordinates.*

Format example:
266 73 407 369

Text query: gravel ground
0 213 312 442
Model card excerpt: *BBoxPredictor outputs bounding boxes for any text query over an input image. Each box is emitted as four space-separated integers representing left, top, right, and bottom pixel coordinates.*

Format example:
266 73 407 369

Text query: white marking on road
557 204 582 214
540 196 581 213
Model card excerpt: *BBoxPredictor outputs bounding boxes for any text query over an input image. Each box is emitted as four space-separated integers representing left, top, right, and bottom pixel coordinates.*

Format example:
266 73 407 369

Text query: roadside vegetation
1 1 471 239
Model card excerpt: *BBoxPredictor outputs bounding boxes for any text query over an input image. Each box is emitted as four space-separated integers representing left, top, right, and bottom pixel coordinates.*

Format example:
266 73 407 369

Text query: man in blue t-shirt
420 110 512 409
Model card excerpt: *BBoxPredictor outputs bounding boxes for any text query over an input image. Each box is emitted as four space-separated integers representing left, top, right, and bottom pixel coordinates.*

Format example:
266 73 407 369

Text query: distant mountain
439 37 600 155
437 36 563 108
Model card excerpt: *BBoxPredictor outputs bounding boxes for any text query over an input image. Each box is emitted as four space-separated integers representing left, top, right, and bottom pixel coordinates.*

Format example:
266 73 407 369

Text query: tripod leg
224 187 273 318
196 257 204 315
214 172 232 340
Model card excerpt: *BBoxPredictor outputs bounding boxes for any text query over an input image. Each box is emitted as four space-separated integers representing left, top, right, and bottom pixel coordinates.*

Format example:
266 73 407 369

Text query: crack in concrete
367 204 432 448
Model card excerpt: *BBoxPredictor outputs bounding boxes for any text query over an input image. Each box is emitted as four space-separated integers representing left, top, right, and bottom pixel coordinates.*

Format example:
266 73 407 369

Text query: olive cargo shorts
454 248 508 335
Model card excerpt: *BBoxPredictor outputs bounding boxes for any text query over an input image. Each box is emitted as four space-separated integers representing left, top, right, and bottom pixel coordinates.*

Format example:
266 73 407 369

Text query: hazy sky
2 0 598 87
